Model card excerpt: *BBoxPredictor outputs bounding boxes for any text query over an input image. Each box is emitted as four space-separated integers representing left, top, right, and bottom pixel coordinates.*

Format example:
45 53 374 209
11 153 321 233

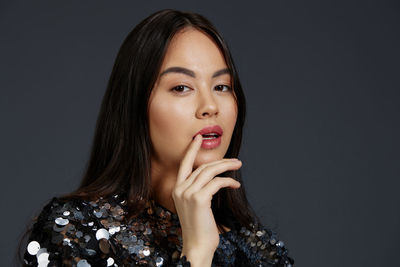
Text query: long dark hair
17 8 259 265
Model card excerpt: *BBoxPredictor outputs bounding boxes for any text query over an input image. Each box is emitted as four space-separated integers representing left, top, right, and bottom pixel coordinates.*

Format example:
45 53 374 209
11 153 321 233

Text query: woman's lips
193 125 223 149
193 125 223 138
200 135 222 149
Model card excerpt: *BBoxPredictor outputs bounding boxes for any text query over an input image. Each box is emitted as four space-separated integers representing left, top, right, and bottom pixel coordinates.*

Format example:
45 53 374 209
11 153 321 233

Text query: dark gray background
1 1 399 266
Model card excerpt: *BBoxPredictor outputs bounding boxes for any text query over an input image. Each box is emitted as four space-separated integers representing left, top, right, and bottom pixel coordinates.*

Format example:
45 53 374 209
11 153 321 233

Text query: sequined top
23 193 294 266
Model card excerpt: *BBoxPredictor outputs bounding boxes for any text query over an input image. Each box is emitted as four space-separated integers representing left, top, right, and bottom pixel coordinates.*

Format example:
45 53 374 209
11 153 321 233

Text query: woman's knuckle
182 191 191 201
192 193 204 204
175 185 184 194
201 168 215 178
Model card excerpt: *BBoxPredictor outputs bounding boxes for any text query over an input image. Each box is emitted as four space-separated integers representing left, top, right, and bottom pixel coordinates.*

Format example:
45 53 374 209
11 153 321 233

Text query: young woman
21 9 294 267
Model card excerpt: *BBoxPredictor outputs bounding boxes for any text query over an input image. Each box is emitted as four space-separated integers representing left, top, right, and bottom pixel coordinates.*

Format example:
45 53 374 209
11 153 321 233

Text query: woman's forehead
159 28 228 77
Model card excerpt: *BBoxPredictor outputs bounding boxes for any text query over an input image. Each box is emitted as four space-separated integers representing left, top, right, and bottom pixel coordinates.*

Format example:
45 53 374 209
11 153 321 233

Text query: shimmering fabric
23 193 294 266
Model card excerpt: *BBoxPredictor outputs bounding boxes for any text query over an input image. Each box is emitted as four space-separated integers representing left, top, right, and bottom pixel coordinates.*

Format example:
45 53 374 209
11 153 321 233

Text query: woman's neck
150 160 178 214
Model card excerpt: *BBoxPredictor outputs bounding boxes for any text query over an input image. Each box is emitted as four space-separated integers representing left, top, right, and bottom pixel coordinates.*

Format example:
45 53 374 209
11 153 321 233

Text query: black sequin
24 193 294 266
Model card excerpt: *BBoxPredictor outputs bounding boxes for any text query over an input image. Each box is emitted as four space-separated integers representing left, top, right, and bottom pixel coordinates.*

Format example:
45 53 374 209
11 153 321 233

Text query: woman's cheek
152 97 193 145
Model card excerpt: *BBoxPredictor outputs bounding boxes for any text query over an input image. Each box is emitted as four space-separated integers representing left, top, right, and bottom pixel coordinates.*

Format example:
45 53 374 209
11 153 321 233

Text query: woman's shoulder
23 195 124 266
28 196 98 233
27 192 129 227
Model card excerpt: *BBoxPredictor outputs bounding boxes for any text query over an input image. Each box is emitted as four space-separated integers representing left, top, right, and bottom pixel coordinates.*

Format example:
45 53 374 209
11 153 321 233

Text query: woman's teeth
202 133 219 139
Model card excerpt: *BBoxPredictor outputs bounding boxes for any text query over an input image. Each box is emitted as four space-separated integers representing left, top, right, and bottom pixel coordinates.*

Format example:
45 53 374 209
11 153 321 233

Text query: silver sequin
96 228 110 240
156 256 164 266
27 241 40 255
77 259 91 267
36 248 49 267
55 217 69 226
108 225 121 235
143 246 150 256
63 210 70 216
107 257 114 266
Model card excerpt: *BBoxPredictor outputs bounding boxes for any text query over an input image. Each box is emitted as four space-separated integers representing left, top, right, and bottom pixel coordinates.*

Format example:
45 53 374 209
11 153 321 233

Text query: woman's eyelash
171 85 191 93
214 85 232 91
171 84 232 93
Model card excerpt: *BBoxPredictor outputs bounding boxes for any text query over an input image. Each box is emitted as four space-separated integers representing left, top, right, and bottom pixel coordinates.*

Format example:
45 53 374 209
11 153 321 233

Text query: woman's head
148 27 238 172
68 9 254 228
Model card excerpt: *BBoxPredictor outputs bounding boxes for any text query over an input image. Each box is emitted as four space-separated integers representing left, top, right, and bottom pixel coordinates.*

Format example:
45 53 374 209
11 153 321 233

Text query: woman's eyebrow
159 67 230 78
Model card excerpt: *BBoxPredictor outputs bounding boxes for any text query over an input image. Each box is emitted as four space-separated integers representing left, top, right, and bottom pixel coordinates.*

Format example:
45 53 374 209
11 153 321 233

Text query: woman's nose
195 88 219 118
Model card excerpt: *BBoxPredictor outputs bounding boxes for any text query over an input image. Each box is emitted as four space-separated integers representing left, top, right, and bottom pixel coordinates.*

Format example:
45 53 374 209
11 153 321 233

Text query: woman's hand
172 134 242 266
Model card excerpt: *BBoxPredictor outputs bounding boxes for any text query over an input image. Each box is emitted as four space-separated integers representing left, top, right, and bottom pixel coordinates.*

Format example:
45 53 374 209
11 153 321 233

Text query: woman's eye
171 85 191 93
171 84 231 94
215 85 232 92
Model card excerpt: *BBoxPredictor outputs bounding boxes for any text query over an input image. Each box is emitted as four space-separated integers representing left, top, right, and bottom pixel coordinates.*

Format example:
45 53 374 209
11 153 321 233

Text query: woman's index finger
176 134 203 184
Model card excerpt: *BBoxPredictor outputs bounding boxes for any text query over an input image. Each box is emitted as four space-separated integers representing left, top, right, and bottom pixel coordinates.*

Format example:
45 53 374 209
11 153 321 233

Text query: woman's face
148 28 238 169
